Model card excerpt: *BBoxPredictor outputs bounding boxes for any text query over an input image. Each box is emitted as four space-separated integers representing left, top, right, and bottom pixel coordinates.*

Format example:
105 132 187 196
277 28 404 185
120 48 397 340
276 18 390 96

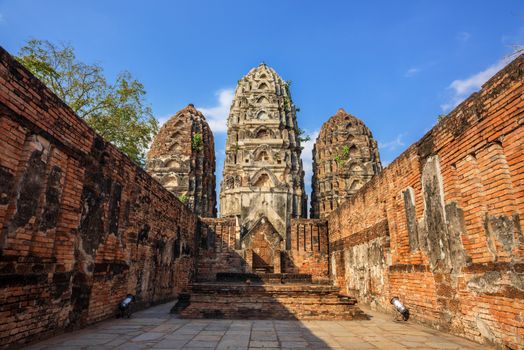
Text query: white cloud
439 101 455 112
404 61 437 78
441 58 509 111
156 88 234 133
301 129 319 187
378 133 406 152
404 67 421 77
157 113 173 126
449 61 505 95
457 31 471 42
198 88 235 133
501 26 524 48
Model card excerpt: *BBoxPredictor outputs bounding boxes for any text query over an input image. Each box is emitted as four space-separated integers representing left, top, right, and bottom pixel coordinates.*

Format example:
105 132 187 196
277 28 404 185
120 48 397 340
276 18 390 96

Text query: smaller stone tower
310 108 381 218
146 104 217 217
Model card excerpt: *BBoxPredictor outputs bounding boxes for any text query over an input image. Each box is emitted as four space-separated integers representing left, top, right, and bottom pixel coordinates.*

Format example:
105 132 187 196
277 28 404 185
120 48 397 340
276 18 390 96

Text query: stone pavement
24 301 493 350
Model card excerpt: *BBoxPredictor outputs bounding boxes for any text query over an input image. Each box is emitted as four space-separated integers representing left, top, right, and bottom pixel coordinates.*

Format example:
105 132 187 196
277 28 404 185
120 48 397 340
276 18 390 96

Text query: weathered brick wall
0 47 198 349
285 219 329 280
327 55 524 348
196 218 244 281
196 218 329 280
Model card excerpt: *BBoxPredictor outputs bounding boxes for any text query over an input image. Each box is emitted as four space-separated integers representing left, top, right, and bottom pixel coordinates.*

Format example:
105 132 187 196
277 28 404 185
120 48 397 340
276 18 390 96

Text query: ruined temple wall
285 219 329 280
327 56 524 348
0 47 198 349
196 218 245 281
195 218 329 281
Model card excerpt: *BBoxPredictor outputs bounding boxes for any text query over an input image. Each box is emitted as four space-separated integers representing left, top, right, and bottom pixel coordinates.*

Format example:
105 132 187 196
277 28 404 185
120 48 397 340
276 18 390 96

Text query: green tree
16 39 158 165
297 128 311 143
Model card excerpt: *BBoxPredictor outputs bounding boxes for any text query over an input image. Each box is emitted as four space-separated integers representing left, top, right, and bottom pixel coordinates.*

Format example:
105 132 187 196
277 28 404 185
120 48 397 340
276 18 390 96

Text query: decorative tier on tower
310 108 382 219
146 104 217 217
220 63 307 245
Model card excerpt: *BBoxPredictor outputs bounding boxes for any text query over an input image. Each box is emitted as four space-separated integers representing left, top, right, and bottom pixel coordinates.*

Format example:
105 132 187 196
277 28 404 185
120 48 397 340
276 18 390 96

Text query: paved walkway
25 301 493 350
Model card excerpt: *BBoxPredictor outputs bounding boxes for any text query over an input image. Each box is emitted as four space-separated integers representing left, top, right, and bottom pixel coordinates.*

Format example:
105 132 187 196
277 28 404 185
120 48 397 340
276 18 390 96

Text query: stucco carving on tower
146 104 217 217
310 108 381 218
220 64 307 242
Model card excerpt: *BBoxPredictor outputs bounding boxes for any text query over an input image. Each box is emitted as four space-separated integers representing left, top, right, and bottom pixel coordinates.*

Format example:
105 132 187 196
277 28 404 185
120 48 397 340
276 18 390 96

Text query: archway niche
253 173 271 188
349 145 359 157
256 128 270 139
257 110 268 119
256 150 270 162
257 96 269 104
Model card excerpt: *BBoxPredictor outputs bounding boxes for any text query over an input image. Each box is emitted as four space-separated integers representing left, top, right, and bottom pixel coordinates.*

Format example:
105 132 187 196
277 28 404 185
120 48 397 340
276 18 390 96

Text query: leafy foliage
178 194 189 204
282 80 293 111
283 95 291 110
342 145 350 158
16 39 158 165
437 114 446 122
297 128 311 143
334 145 351 165
191 132 203 151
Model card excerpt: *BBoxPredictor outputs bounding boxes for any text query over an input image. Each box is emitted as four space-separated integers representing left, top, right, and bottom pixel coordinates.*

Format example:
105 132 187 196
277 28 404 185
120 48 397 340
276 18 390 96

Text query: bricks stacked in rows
180 283 367 320
0 47 199 349
326 56 524 349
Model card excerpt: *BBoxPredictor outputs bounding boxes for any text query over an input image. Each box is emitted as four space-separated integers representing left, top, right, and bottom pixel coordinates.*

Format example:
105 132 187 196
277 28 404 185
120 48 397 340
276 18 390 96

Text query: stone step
178 283 368 320
190 293 356 304
181 303 362 320
215 272 314 284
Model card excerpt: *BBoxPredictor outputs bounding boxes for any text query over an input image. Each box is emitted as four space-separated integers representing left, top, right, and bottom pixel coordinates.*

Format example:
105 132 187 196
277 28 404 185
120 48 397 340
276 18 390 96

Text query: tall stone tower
310 108 381 218
220 63 307 242
146 104 217 217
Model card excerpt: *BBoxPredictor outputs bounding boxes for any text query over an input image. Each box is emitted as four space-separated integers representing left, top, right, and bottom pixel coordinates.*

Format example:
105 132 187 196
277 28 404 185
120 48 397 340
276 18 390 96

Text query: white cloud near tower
198 88 235 133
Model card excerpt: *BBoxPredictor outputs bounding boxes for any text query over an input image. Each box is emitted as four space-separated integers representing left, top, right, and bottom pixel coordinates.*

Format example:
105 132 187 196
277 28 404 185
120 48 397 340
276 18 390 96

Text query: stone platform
178 279 368 320
24 301 494 350
214 272 327 284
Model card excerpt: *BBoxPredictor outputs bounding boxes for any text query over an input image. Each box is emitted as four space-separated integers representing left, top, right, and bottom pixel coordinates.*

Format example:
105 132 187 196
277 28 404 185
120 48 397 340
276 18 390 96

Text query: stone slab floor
24 302 493 350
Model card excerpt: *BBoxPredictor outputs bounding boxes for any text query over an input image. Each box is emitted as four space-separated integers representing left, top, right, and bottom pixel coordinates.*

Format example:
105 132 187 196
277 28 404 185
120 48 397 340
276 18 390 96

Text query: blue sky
1 0 523 214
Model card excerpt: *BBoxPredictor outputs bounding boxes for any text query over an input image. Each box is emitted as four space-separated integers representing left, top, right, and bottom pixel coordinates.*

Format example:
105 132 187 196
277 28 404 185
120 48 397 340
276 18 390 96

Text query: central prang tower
220 63 307 244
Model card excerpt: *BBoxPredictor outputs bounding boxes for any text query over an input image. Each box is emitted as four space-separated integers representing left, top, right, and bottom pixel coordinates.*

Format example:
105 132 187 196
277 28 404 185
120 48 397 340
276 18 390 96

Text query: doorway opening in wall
252 250 274 273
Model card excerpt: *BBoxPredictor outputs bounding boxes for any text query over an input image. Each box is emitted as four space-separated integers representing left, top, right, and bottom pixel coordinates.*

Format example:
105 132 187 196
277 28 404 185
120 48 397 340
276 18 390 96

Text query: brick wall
196 218 244 281
0 47 199 349
196 218 329 280
327 55 524 348
285 219 329 280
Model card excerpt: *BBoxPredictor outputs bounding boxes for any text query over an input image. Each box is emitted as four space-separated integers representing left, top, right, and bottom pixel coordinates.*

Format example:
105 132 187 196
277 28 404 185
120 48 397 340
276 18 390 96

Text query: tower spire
220 64 307 239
